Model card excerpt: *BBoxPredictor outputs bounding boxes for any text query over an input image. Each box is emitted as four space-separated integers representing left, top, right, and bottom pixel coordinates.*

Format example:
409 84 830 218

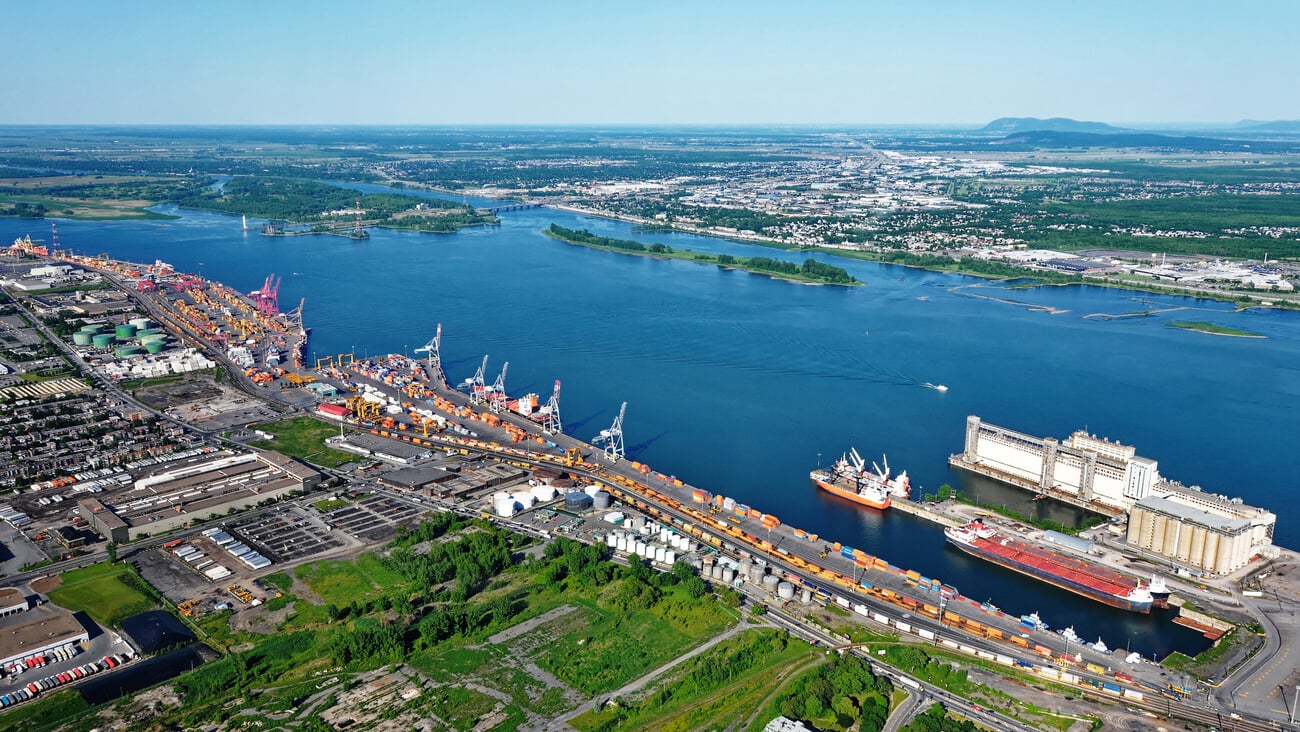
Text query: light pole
1292 685 1299 725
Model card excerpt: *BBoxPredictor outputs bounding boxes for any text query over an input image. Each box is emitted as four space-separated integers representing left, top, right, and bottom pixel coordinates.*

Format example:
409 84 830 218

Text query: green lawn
247 416 363 469
47 563 155 627
295 552 408 606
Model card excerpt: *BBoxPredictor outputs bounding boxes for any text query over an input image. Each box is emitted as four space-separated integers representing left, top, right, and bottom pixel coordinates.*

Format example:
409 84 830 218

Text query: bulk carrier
810 448 911 511
945 520 1156 613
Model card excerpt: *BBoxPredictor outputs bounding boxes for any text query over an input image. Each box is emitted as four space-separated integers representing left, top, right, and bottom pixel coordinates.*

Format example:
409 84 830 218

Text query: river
7 195 1298 659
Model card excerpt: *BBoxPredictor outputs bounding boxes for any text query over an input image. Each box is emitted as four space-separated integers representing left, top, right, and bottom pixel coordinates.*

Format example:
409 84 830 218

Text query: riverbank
542 224 861 287
539 202 1300 311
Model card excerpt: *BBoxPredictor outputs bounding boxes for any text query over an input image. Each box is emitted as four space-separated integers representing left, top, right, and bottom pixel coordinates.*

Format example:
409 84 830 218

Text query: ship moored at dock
810 447 910 511
945 520 1155 613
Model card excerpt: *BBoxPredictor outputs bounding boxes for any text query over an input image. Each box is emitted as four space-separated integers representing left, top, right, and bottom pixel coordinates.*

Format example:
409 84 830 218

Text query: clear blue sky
5 0 1297 125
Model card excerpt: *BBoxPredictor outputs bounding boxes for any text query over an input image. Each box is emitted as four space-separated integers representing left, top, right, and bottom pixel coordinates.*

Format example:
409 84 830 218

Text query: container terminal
8 240 1274 724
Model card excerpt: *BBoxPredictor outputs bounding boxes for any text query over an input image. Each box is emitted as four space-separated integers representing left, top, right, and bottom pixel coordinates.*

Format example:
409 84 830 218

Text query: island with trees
544 224 861 286
179 177 497 234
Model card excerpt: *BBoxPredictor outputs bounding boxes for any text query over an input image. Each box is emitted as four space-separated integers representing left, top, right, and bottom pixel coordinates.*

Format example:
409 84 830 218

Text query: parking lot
226 507 345 564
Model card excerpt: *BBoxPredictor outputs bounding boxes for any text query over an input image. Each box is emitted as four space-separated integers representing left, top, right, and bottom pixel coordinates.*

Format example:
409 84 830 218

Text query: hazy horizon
5 1 1298 126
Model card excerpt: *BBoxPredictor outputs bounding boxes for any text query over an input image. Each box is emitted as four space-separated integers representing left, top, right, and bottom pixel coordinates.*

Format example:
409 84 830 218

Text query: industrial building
0 608 89 669
378 465 457 492
327 433 431 466
1126 488 1277 575
0 588 29 618
79 450 320 541
952 415 1160 512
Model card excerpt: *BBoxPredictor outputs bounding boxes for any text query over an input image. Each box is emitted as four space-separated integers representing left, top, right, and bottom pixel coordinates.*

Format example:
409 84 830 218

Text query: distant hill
1231 120 1300 133
980 117 1124 134
992 130 1300 153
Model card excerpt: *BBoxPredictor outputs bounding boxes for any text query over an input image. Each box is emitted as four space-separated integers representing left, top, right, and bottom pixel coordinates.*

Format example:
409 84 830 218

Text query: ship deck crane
592 401 627 462
413 323 446 387
540 379 562 434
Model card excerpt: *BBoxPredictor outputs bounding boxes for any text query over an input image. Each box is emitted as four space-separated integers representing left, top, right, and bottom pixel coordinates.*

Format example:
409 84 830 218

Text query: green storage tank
139 333 168 345
79 324 103 334
114 345 144 358
92 334 114 348
115 323 138 339
137 328 162 337
72 332 93 346
144 341 167 354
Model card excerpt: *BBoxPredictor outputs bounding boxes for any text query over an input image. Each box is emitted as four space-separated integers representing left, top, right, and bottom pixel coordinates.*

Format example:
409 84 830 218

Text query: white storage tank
800 589 812 604
711 564 723 580
605 533 618 548
739 559 753 580
593 491 613 509
777 581 795 600
515 493 535 510
495 500 517 518
665 550 676 565
531 484 557 502
584 484 602 497
654 546 667 563
762 574 780 592
617 537 629 553
722 568 735 584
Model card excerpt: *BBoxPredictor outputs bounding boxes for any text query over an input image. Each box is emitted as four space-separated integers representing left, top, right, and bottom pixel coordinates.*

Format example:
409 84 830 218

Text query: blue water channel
7 191 1299 659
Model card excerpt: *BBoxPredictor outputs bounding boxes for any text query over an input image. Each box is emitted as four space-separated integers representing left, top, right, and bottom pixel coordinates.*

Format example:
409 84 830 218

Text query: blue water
8 199 1298 659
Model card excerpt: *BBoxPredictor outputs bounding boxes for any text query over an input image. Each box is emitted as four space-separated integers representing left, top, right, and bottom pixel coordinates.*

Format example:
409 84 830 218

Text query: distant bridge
481 202 544 214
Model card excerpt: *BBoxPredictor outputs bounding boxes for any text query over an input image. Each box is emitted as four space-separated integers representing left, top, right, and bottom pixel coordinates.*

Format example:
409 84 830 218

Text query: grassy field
47 563 156 627
247 416 363 469
312 497 350 511
0 688 92 732
118 373 188 390
571 629 817 732
534 590 738 695
295 552 408 607
427 685 501 729
1168 320 1265 338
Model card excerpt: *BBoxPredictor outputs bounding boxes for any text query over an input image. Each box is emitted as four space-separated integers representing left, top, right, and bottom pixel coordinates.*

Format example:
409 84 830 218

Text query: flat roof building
80 451 320 541
0 608 89 669
379 465 457 492
0 588 28 618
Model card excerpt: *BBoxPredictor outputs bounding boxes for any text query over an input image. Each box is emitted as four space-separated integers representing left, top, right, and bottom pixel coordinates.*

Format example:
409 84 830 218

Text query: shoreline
538 202 1300 311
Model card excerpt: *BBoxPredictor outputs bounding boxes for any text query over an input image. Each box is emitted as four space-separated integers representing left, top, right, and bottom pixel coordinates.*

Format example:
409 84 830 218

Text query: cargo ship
945 520 1154 613
810 448 911 510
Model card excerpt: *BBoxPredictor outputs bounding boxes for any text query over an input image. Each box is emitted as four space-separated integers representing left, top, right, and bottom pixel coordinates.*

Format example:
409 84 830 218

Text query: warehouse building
79 450 320 541
0 608 89 669
0 588 29 618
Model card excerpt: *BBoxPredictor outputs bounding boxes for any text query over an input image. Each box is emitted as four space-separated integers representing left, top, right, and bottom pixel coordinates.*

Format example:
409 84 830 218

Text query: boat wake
923 382 949 392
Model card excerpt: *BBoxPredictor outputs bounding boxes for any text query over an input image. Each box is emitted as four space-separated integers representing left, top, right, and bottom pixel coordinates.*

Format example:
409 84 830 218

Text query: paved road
881 689 924 732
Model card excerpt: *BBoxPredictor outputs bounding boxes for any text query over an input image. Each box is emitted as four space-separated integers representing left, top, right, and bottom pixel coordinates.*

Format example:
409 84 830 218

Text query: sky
4 0 1299 126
